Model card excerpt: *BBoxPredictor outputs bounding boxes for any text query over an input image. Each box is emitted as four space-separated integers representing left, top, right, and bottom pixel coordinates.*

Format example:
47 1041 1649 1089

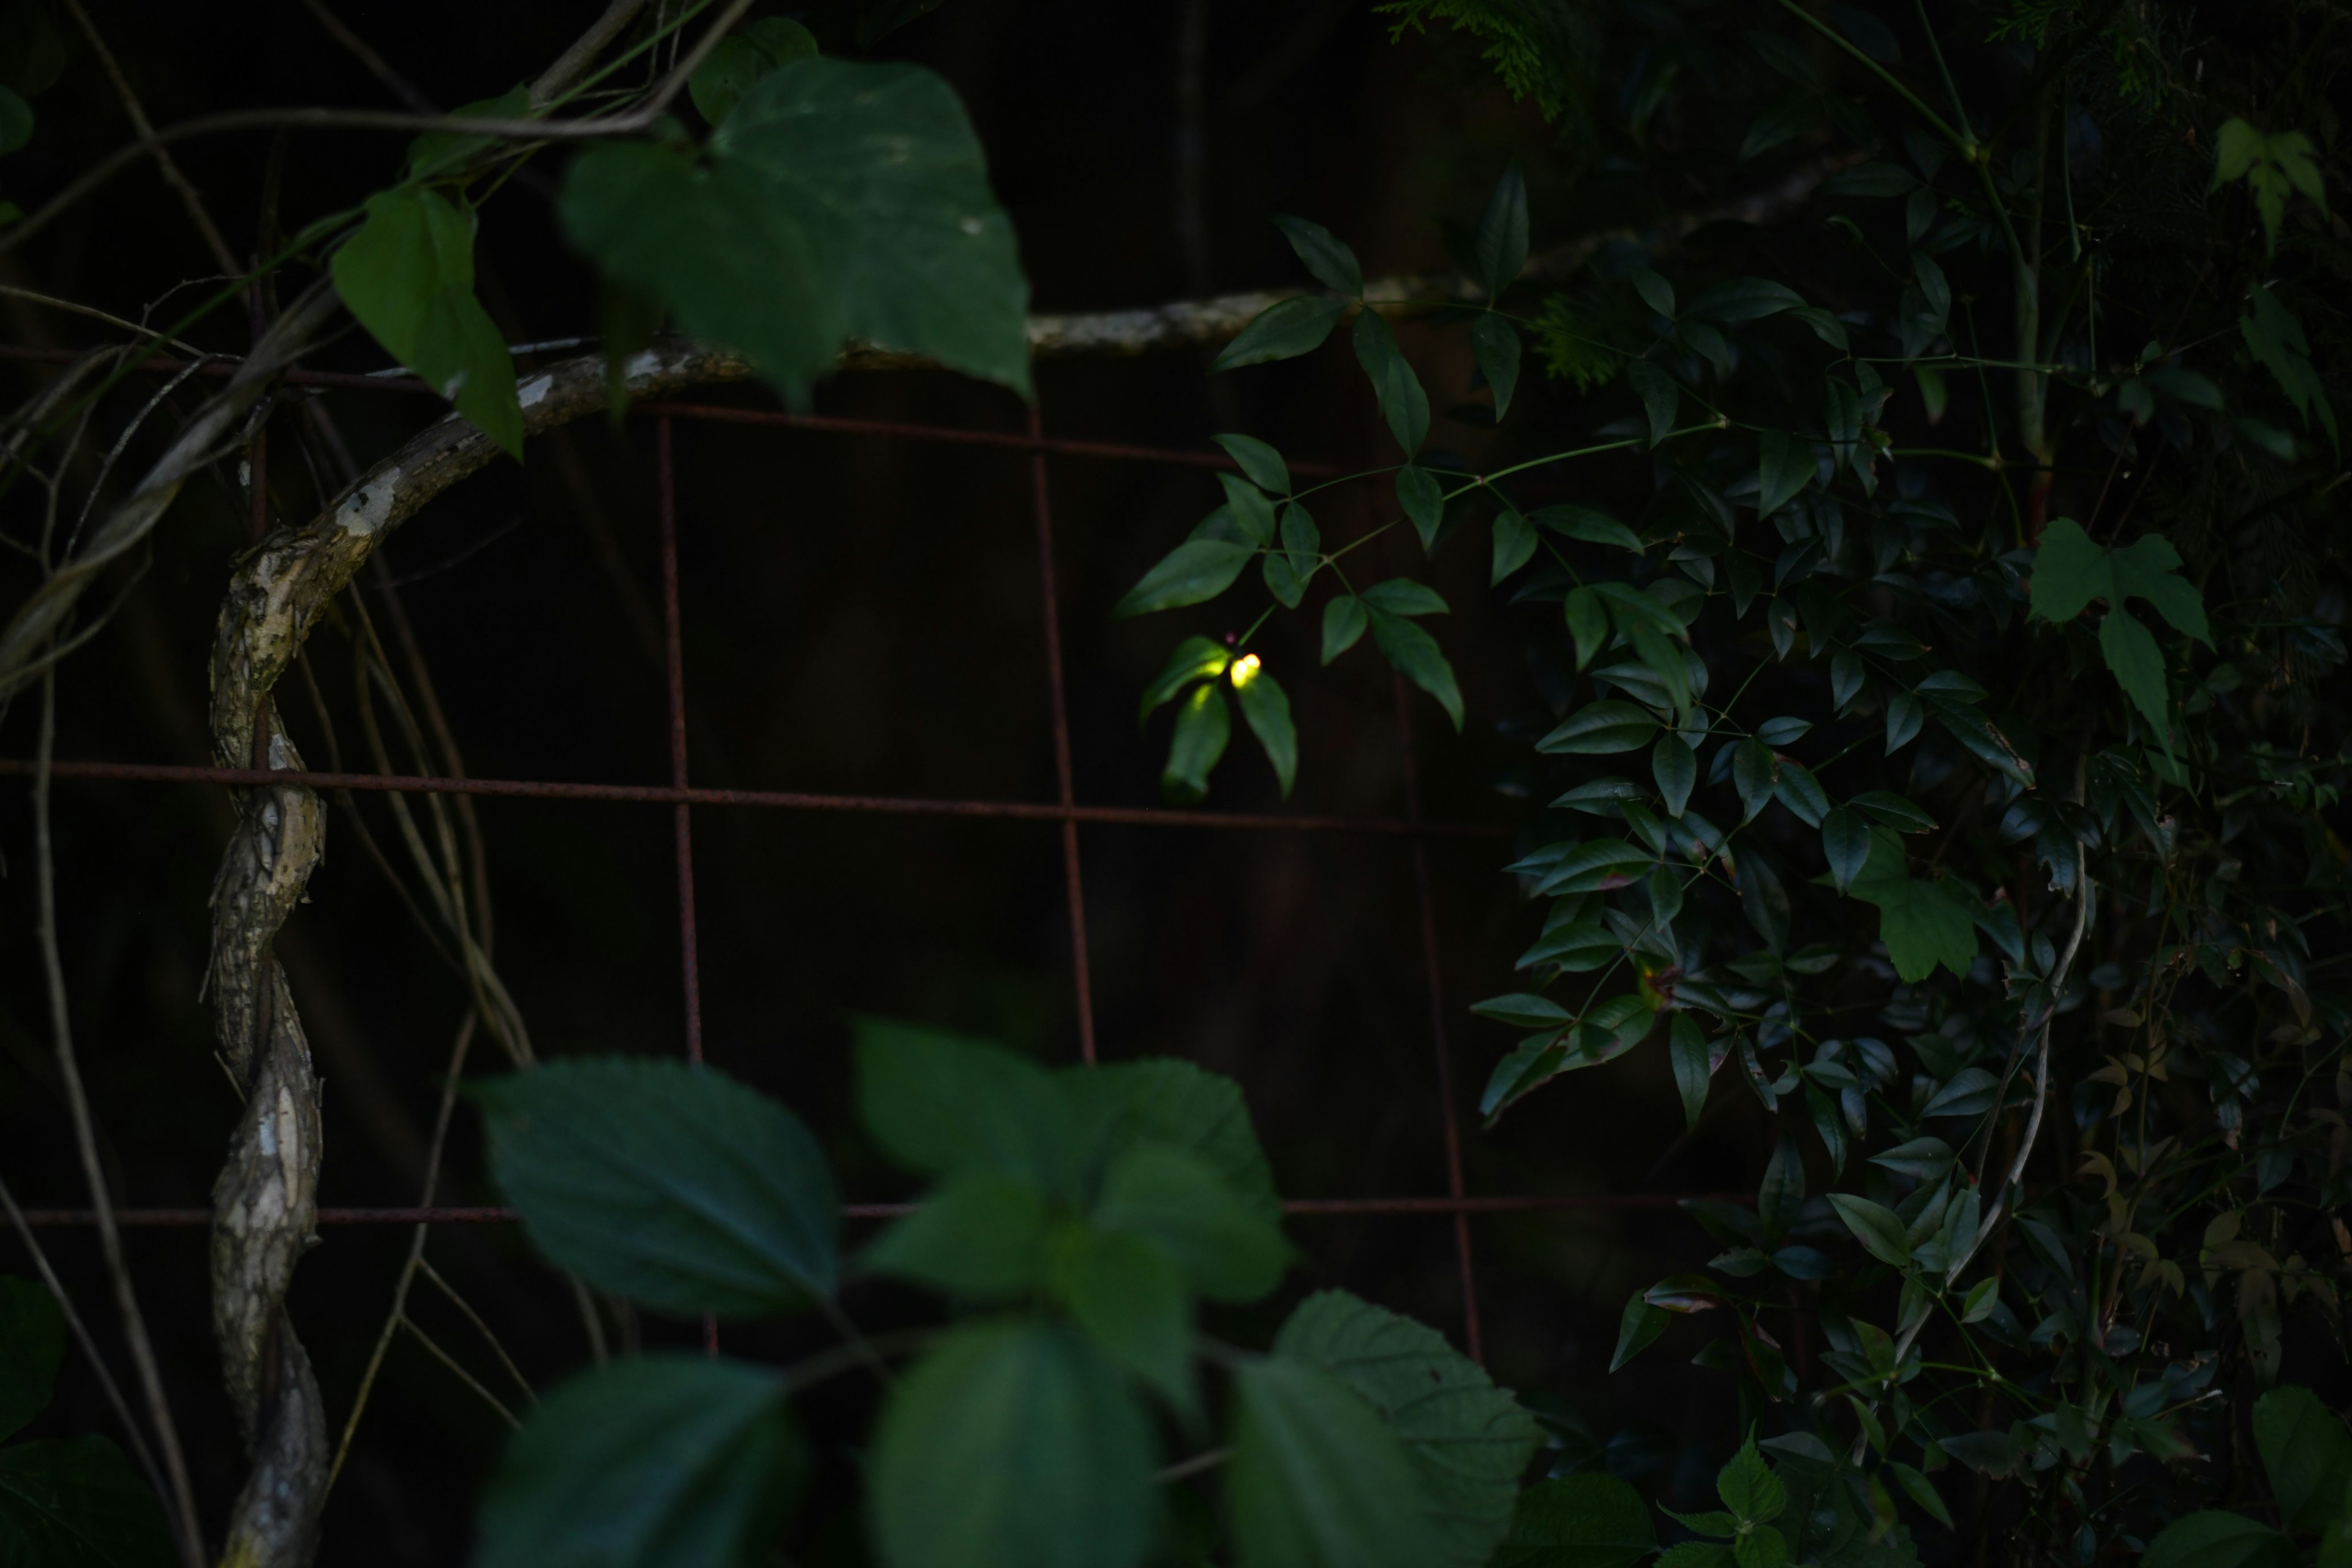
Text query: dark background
0 1 1792 1559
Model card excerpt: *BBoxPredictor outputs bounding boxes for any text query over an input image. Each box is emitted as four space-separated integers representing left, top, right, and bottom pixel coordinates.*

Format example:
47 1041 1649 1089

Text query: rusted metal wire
0 759 1507 837
657 417 704 1071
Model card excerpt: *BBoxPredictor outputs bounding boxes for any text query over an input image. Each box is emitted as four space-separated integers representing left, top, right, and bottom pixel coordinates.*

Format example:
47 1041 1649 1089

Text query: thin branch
398 1317 521 1429
0 286 210 358
59 0 244 281
33 669 206 1568
532 0 655 108
415 1257 536 1405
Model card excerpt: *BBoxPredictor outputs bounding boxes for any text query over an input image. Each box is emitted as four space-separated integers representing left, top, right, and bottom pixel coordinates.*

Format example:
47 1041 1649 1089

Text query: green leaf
2028 518 2106 623
1267 502 1320 606
332 188 522 457
478 1356 800 1568
1629 268 1676 318
1850 828 1978 982
862 1171 1049 1300
715 58 1031 394
1869 1137 1954 1183
474 1058 837 1317
1229 1356 1446 1568
872 1319 1157 1568
688 19 818 126
0 86 32 157
1626 360 1679 447
1368 609 1464 730
1273 214 1363 295
1610 1293 1668 1371
2253 1386 2352 1530
1687 278 1806 323
1396 464 1445 551
1534 505 1645 552
2143 1513 2295 1568
1657 1544 1732 1568
1826 1193 1911 1267
1276 1291 1541 1568
2242 285 2337 445
1114 537 1254 617
0 1437 177 1568
562 141 842 403
1218 473 1279 546
1885 1462 1951 1528
1850 791 1936 832
1669 1014 1711 1131
1213 434 1291 494
1473 164 1528 302
1215 296 1347 370
1049 1226 1193 1413
403 83 530 181
1492 1474 1657 1568
1717 1438 1785 1523
1492 502 1537 584
1474 314 1522 421
2109 533 2212 643
1471 993 1574 1029
1061 1058 1280 1222
1756 430 1812 518
1773 762 1830 828
1227 666 1297 796
0 1275 63 1441
1481 1038 1568 1119
1539 702 1659 755
1091 1144 1289 1303
856 1017 1076 1194
1733 739 1776 821
2214 118 2266 185
1163 682 1231 803
1356 311 1430 454
1139 636 1230 719
1565 587 1608 669
1821 807 1869 893
1322 595 1368 663
2099 601 2173 740
1653 733 1697 817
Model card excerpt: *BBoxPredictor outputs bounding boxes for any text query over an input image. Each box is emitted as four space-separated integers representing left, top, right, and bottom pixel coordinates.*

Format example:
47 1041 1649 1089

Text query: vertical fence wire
1394 671 1483 1363
657 415 718 1356
1027 403 1098 1064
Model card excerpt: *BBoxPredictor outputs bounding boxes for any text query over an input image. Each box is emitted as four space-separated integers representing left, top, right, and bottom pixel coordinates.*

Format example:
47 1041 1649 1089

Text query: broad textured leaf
1162 682 1231 802
478 1356 800 1568
1091 1143 1289 1303
687 19 816 125
0 1275 62 1441
1049 1226 1193 1412
856 1018 1076 1194
871 1319 1156 1568
1539 703 1659 755
1235 669 1298 798
1273 214 1362 295
2253 1386 2352 1529
1850 828 1977 982
1214 295 1346 370
1493 1474 1657 1568
716 58 1030 393
2099 602 2172 740
2027 518 2107 623
1229 1356 1446 1568
1717 1438 1785 1523
1474 314 1522 421
475 1058 837 1317
1354 311 1430 454
1060 1058 1280 1221
862 1171 1048 1300
1113 537 1253 617
1275 1291 1541 1568
334 188 522 456
1472 164 1528 301
2143 1513 2294 1568
1213 433 1291 494
562 141 841 402
1368 609 1463 729
1826 1193 1910 1266
1653 733 1696 817
0 1437 176 1568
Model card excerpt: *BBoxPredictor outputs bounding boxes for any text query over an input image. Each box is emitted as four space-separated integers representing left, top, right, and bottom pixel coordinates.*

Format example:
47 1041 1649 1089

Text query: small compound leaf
1539 702 1659 755
1161 683 1232 804
872 1319 1158 1568
1273 214 1363 295
1653 732 1697 817
1322 595 1369 663
1687 277 1806 323
1491 502 1537 585
1114 537 1253 617
1669 1014 1711 1131
1626 359 1679 446
1535 505 1645 552
1234 666 1298 798
1756 430 1812 518
1564 587 1609 669
1474 314 1522 421
0 1275 64 1441
1822 806 1869 893
478 1356 801 1568
1138 636 1230 719
1472 163 1529 302
1826 1193 1911 1267
1355 311 1431 453
1215 295 1346 370
1213 433 1291 494
1395 465 1446 551
1368 610 1464 730
475 1058 838 1317
1229 1356 1446 1568
1611 1294 1669 1371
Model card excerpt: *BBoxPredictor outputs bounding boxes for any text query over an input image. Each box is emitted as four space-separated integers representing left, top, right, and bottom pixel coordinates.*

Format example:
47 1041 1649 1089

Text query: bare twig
33 669 206 1568
0 285 209 357
59 0 243 282
398 1317 521 1429
415 1257 537 1406
532 0 656 108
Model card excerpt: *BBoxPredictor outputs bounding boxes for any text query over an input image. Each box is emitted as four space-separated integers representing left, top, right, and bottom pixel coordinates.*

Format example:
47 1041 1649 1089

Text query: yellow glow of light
1229 653 1262 688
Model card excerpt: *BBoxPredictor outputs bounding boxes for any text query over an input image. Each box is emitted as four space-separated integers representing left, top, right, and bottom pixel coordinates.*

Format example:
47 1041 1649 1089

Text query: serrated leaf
1493 1474 1657 1568
856 1017 1076 1194
1049 1226 1194 1414
1229 1356 1444 1568
1091 1143 1289 1303
2252 1385 2352 1530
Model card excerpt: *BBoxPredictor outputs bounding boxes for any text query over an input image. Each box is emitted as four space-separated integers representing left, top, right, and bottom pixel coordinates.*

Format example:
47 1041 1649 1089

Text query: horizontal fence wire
0 341 1721 1364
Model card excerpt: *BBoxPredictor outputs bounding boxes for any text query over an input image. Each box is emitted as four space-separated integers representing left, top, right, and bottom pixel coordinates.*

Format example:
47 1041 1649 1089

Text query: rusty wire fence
2 350 1724 1367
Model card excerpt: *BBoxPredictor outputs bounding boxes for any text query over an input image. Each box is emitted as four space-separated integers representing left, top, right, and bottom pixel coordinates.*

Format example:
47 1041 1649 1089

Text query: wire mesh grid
2 354 1722 1366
